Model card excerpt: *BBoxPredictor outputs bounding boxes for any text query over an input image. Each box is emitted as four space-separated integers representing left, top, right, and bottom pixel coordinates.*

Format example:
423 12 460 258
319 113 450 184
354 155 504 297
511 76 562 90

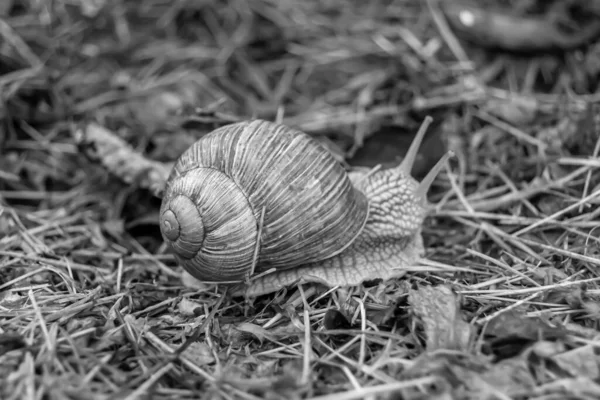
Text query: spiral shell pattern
159 119 369 281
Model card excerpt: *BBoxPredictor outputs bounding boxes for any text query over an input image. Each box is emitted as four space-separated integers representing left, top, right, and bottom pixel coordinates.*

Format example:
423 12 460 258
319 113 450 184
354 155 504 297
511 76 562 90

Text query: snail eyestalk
398 116 433 176
416 150 455 202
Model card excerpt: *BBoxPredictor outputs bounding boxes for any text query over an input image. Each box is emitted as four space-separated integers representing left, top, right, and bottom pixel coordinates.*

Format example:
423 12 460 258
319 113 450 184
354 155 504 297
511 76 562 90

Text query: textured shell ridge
254 120 368 260
245 122 367 264
163 119 370 280
161 166 258 281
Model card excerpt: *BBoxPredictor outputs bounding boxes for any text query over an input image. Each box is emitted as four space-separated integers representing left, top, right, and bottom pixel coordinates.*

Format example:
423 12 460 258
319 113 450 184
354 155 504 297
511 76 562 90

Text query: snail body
160 119 448 296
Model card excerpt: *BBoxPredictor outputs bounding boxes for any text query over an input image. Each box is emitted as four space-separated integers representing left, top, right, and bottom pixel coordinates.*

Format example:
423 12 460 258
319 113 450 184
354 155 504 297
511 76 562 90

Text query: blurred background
2 0 600 398
1 0 600 277
2 0 600 274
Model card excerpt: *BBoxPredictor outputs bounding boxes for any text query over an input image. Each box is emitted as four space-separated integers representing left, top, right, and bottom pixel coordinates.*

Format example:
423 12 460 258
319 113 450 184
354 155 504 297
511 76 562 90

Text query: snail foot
237 233 425 298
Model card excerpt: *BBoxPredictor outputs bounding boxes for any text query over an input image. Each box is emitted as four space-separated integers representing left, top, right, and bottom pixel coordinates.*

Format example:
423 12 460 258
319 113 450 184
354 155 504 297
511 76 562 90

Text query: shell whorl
159 167 259 280
159 119 369 282
160 195 204 257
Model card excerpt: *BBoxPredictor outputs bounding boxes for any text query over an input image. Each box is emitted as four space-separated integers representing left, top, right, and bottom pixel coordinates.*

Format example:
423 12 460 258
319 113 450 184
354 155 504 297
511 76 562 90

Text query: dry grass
1 0 600 399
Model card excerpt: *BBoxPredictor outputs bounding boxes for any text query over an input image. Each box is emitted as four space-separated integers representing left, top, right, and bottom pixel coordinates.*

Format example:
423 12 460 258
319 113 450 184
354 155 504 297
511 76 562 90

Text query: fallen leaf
0 210 14 236
530 340 566 358
222 322 274 346
530 266 569 283
543 285 584 309
483 310 568 341
582 300 600 321
0 333 26 356
123 314 148 335
536 117 576 152
534 376 600 397
551 344 600 379
483 310 569 359
178 298 204 317
0 292 26 309
75 123 171 197
482 97 538 125
235 323 272 345
185 342 215 366
322 309 352 330
565 103 600 156
477 355 535 396
408 285 474 351
395 352 471 400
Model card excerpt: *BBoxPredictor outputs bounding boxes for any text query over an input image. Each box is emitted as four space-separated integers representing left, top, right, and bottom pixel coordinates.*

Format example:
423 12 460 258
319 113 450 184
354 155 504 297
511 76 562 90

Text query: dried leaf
222 322 274 345
0 292 26 309
123 314 148 335
396 350 537 400
582 300 600 320
394 352 466 400
408 285 473 351
477 356 535 395
483 97 538 125
470 125 504 151
566 103 600 156
543 285 584 309
483 310 568 341
483 310 569 359
530 340 566 358
0 210 14 236
128 89 195 135
75 123 171 197
530 266 569 283
234 322 272 345
551 345 600 379
0 333 26 356
534 376 600 397
402 355 534 400
323 309 352 330
178 298 203 317
536 117 576 151
221 323 252 345
185 342 214 366
268 321 304 339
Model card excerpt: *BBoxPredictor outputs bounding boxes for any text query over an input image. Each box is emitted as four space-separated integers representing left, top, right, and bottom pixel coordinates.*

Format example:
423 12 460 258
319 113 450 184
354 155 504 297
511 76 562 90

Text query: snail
159 118 451 297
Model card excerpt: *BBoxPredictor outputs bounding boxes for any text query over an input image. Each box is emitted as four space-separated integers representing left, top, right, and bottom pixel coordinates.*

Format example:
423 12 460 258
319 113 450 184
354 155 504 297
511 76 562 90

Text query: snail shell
159 119 370 282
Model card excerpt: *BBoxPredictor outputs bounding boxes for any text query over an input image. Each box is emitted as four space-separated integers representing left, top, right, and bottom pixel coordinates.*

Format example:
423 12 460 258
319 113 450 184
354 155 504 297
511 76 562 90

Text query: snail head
362 117 453 237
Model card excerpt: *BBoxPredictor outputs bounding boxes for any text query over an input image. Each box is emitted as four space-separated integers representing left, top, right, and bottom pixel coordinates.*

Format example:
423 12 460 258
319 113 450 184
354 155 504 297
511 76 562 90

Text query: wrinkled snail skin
239 168 427 297
159 119 439 297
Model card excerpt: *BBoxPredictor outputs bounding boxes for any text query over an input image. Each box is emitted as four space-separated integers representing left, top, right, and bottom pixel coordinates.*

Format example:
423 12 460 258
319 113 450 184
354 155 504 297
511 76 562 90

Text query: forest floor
1 0 600 399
